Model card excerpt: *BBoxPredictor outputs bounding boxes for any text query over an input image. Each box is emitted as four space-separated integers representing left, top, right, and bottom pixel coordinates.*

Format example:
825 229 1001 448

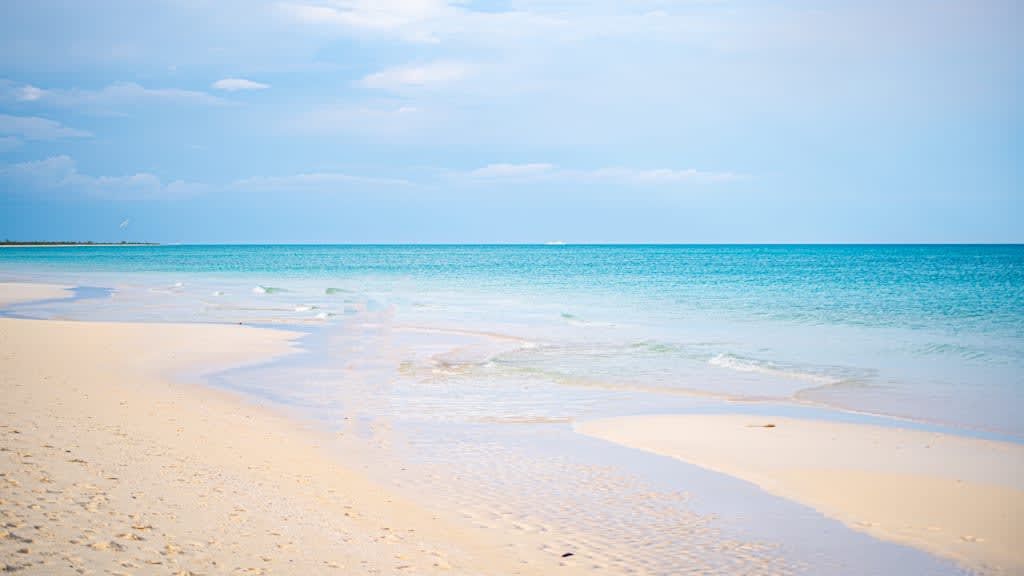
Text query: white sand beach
0 283 589 575
577 414 1024 575
2 279 1020 574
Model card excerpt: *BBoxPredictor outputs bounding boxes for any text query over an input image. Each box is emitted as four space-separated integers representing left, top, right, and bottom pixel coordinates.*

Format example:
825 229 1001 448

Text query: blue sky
0 0 1020 243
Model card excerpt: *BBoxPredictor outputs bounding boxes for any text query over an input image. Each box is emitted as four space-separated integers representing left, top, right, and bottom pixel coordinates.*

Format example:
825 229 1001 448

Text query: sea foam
709 353 839 385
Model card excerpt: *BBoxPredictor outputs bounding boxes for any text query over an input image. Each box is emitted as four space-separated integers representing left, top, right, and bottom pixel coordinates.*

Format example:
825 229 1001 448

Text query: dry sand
577 414 1024 575
0 297 585 574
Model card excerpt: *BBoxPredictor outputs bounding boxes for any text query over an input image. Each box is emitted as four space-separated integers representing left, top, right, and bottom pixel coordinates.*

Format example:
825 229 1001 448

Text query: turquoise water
2 244 1023 436
3 244 1021 331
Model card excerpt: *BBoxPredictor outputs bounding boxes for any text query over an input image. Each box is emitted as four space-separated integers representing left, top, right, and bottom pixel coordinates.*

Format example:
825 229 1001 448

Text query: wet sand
0 310 592 574
0 282 72 307
577 414 1024 575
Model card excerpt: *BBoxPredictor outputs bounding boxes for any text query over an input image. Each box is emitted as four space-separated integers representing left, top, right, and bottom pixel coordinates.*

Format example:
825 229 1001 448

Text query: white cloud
278 0 452 43
293 103 426 136
16 85 44 102
591 167 749 183
1 154 417 200
0 136 22 152
232 171 415 191
360 61 470 90
2 82 226 113
1 154 746 203
65 81 226 108
469 163 554 179
461 163 748 184
2 156 208 199
0 114 92 140
212 78 270 91
276 0 580 46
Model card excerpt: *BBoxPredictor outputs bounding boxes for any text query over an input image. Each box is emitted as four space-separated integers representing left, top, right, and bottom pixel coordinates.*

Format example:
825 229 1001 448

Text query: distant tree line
1 240 159 245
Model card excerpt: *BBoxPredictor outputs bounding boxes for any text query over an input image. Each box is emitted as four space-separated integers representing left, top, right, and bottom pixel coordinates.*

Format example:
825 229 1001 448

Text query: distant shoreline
0 242 159 247
1 242 1021 247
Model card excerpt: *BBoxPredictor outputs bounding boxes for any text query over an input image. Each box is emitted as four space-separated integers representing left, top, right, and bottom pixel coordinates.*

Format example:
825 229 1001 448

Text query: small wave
212 290 225 296
252 285 286 295
325 287 351 295
914 342 987 361
561 312 615 328
631 341 681 354
709 353 840 385
149 282 185 294
294 304 318 312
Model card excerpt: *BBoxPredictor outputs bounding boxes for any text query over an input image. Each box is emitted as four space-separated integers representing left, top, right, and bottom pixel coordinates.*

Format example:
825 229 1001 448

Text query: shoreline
0 302 583 573
577 414 1024 575
1 280 1017 574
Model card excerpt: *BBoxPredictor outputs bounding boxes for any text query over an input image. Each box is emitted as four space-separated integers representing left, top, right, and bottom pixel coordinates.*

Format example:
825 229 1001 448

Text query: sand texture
577 414 1024 575
0 314 585 575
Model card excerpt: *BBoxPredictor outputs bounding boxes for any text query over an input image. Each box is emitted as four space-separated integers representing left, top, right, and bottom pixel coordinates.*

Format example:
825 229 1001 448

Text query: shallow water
2 244 1017 573
3 244 1021 435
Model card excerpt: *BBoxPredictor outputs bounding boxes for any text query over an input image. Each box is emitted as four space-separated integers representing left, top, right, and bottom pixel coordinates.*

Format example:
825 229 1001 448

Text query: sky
0 0 1020 243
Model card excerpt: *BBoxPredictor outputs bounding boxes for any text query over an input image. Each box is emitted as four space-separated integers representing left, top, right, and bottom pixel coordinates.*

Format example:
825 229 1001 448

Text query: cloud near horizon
2 156 417 200
212 78 270 92
2 81 225 114
232 171 416 191
463 163 749 184
360 61 471 90
2 156 208 200
2 154 745 202
0 114 92 140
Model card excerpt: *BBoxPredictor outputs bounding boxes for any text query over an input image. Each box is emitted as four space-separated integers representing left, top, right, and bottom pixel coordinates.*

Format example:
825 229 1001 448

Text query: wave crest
709 353 840 385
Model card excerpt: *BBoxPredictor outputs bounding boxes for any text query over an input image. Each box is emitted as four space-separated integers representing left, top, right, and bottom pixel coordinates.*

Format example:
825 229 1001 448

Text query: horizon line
3 241 1023 247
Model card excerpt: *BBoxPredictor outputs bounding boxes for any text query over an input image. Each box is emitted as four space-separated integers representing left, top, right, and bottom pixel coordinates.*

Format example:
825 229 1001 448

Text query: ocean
3 244 1021 436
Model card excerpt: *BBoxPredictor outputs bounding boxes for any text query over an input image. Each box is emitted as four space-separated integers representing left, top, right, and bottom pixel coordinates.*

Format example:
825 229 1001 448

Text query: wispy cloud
360 61 471 90
2 156 208 199
590 167 749 184
277 0 568 44
460 163 749 184
278 0 452 43
469 163 554 179
2 155 416 200
292 103 425 136
15 85 44 102
212 78 270 91
0 136 22 152
2 81 226 114
2 152 744 204
232 171 415 191
0 114 92 140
